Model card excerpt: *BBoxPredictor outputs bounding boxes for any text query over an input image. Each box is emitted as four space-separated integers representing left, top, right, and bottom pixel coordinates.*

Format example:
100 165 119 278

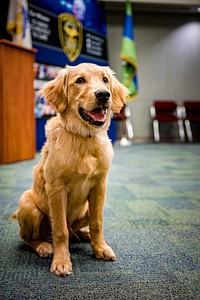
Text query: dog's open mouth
79 106 108 126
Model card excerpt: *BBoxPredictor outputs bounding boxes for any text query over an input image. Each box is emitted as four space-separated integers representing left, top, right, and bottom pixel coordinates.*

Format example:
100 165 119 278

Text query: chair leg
125 119 134 139
178 120 185 142
185 120 193 142
153 120 160 142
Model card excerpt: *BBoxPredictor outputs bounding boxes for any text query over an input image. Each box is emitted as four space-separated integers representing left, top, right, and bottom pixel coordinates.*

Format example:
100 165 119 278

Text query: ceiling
100 0 200 14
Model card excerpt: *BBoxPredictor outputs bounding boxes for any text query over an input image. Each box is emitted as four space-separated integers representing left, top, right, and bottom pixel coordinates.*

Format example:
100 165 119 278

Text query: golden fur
13 63 128 276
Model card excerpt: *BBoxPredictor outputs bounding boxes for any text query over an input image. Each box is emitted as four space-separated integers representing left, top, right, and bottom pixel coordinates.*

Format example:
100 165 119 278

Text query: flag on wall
120 0 138 102
7 0 32 48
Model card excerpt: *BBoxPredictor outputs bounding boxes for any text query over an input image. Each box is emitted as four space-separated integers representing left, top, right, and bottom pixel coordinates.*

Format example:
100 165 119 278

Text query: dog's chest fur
45 117 114 177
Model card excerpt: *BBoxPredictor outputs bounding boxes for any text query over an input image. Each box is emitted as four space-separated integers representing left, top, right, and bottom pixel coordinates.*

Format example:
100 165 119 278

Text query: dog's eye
103 76 108 83
76 77 86 84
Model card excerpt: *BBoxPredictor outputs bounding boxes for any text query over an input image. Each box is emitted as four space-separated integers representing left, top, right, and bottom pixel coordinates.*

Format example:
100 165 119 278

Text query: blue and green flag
120 0 138 102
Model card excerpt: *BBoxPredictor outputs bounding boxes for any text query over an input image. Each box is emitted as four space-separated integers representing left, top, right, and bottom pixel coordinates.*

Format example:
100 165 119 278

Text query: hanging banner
28 0 108 66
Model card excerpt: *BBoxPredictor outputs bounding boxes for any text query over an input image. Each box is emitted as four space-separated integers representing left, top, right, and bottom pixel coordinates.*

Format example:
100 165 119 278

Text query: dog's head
40 63 128 136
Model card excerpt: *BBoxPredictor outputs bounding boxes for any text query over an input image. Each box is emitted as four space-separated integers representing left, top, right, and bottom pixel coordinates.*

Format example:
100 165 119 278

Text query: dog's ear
104 67 129 113
39 69 68 114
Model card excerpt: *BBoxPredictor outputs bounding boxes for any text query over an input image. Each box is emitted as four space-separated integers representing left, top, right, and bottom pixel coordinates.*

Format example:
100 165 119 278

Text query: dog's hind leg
29 240 54 258
16 190 53 257
70 210 90 242
30 214 54 257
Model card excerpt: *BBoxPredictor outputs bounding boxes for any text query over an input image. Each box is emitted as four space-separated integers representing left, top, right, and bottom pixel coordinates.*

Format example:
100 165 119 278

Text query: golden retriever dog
12 63 128 276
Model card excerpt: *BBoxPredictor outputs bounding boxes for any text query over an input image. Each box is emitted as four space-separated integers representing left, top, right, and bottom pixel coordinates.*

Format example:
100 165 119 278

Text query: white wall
106 10 200 140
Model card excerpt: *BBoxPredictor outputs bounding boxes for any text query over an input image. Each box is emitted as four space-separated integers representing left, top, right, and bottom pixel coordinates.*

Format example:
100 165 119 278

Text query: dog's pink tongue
88 108 106 122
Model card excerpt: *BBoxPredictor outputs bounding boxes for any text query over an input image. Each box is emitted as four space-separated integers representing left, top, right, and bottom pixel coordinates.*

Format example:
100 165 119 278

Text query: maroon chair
183 101 200 142
150 100 185 142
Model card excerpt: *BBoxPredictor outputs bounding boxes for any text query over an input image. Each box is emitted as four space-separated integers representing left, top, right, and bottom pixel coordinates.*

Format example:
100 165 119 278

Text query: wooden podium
0 39 36 164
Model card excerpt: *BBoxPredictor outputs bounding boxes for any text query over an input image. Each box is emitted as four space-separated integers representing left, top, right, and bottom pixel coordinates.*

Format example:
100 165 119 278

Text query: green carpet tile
0 144 200 299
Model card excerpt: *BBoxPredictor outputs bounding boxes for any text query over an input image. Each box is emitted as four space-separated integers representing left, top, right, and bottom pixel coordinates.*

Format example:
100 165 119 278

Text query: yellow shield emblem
58 13 83 62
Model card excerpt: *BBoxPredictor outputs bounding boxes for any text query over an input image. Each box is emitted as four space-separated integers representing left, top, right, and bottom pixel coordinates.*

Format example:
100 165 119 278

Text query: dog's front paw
93 243 116 261
50 259 72 276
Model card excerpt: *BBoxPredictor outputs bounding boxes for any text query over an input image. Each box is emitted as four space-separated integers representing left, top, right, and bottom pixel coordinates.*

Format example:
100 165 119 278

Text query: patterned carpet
0 144 200 299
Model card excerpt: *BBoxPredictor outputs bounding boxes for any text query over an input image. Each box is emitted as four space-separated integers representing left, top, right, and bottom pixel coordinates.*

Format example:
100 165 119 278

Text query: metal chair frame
182 106 193 143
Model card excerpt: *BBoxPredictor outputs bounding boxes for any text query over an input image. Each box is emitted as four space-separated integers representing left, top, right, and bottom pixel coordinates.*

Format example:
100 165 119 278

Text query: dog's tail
9 211 18 220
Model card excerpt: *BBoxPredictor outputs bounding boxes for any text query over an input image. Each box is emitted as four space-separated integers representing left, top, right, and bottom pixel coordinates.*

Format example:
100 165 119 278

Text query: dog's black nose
94 90 110 104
